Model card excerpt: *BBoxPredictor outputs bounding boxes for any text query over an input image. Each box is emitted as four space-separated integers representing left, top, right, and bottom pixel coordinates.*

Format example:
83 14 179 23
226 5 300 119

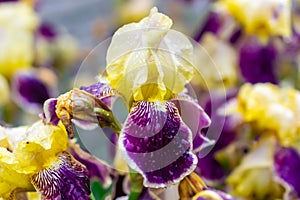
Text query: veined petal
106 7 196 103
70 143 112 188
31 151 90 200
119 100 197 188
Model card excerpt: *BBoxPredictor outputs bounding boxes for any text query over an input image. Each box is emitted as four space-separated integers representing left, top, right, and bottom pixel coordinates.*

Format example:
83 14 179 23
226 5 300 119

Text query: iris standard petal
274 146 300 198
31 151 90 200
119 100 197 188
106 8 196 103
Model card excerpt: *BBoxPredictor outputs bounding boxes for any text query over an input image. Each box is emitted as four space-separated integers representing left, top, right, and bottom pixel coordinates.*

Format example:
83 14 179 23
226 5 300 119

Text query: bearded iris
99 7 211 188
0 121 91 199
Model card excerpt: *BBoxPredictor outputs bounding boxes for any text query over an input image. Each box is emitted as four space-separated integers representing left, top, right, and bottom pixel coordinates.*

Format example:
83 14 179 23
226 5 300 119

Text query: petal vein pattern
119 100 197 188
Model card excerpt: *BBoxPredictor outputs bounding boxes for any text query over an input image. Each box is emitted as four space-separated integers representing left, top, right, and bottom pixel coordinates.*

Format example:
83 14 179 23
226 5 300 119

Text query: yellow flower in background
216 0 291 43
227 136 284 199
0 1 39 78
0 121 68 198
226 83 300 148
192 33 238 91
106 7 196 104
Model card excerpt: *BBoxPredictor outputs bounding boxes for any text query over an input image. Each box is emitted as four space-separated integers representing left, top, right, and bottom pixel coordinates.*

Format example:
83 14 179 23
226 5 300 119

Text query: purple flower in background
0 0 18 2
239 37 278 84
274 146 300 198
196 91 237 181
12 70 54 113
37 22 58 41
194 12 223 42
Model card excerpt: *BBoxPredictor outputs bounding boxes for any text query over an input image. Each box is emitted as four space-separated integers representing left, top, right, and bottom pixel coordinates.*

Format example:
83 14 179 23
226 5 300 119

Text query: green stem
128 168 144 200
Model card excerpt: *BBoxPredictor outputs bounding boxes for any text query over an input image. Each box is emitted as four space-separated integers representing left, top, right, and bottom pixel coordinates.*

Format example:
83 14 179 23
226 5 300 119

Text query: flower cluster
0 0 300 199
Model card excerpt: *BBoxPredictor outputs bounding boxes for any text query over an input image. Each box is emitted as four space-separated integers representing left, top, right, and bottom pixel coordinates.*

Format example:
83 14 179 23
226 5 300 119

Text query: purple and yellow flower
225 83 300 148
11 68 57 113
0 121 90 199
227 136 284 199
216 0 291 43
105 7 211 188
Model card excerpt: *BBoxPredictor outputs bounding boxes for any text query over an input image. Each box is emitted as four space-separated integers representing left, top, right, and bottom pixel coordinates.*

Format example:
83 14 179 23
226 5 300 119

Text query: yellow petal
106 7 195 104
0 2 39 78
217 0 291 43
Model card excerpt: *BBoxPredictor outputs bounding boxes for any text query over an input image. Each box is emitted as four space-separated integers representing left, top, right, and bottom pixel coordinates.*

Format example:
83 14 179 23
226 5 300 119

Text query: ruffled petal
274 146 300 198
119 100 197 188
171 94 212 152
31 151 90 200
106 8 196 103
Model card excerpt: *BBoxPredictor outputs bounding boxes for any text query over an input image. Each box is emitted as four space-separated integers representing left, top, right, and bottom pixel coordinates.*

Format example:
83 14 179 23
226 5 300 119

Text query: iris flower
225 83 300 148
47 8 211 189
227 136 285 199
0 121 91 199
104 7 211 188
216 0 291 43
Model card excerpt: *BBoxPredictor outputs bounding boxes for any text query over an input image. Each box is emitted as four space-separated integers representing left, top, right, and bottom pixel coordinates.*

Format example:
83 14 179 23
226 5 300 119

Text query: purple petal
196 91 237 181
70 143 112 188
239 37 278 84
119 101 197 188
80 82 114 107
31 151 90 200
38 22 57 40
42 98 60 126
194 12 223 41
274 147 300 198
12 71 51 113
0 0 18 2
171 95 211 152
